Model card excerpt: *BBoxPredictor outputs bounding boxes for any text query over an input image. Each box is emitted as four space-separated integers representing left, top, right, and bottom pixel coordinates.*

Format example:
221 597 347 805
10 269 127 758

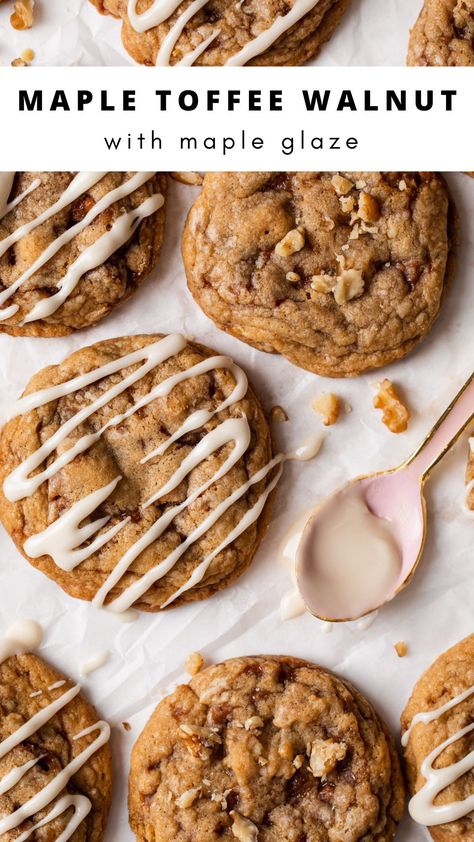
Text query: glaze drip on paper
127 0 323 66
403 685 474 827
0 172 163 324
4 334 320 613
0 679 110 839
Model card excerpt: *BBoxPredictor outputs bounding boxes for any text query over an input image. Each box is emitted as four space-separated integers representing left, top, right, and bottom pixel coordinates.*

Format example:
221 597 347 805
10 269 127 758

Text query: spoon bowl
296 373 474 622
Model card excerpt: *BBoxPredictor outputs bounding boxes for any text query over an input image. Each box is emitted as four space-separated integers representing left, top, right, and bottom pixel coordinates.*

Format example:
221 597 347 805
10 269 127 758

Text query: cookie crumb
331 175 354 195
11 0 34 29
374 379 410 433
313 393 341 426
394 641 408 658
122 721 132 731
275 227 305 257
21 48 34 61
230 811 258 842
185 651 204 676
271 405 288 423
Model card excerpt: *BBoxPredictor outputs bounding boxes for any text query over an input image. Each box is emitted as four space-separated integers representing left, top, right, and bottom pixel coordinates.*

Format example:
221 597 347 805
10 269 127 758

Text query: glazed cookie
0 172 166 337
0 652 112 840
0 334 276 613
401 634 474 840
129 655 405 841
89 0 351 67
183 172 456 377
408 0 474 66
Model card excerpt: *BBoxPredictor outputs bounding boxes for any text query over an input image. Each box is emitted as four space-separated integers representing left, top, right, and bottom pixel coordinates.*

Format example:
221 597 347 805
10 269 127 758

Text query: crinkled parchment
0 173 473 840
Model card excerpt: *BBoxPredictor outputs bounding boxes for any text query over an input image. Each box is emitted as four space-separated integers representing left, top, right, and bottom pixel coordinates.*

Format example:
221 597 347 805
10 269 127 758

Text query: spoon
296 373 474 623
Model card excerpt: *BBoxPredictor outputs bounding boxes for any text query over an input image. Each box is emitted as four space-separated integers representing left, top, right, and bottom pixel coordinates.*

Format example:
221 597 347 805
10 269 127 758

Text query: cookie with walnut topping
183 172 456 377
408 0 474 66
129 655 405 841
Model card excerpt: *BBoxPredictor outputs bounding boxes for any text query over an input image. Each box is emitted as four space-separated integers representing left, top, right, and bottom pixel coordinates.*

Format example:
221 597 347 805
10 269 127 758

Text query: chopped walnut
11 56 28 65
334 268 365 305
357 191 380 223
394 641 408 658
339 195 355 213
355 179 367 189
399 180 407 191
185 652 204 676
275 227 305 257
311 274 335 293
230 811 258 842
244 716 264 731
171 172 203 186
11 0 34 29
373 379 410 434
309 738 347 779
176 787 201 809
331 175 354 195
312 393 341 426
286 271 300 283
179 723 221 757
293 754 304 769
271 405 288 423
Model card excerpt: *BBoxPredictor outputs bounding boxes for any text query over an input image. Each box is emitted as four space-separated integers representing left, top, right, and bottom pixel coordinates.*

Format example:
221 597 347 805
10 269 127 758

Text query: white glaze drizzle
79 650 110 676
0 619 43 664
0 172 162 324
403 684 474 827
0 173 41 222
4 334 321 612
16 794 92 842
127 0 322 66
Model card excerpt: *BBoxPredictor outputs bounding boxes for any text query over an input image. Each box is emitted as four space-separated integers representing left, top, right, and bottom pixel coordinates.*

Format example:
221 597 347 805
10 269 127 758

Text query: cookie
89 0 351 67
129 654 405 841
408 0 474 66
183 172 456 377
0 172 166 337
401 635 474 840
0 334 275 613
0 652 112 840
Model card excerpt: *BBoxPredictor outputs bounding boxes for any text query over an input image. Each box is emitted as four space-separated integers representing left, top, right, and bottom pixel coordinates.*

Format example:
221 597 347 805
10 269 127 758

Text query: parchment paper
0 172 473 841
0 0 423 67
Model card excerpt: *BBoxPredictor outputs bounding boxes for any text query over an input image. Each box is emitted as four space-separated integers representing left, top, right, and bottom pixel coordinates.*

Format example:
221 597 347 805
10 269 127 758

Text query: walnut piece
275 227 305 257
309 738 347 779
244 716 264 731
176 787 201 809
357 191 380 223
11 0 34 29
230 811 258 842
311 274 335 293
334 268 365 305
331 175 354 195
286 271 300 283
185 651 204 676
394 641 408 658
339 195 355 213
179 723 221 757
312 393 341 426
373 379 410 434
271 405 288 423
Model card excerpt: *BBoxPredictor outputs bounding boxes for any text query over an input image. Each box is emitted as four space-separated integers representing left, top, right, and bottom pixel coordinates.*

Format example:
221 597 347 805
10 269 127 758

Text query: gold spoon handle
405 372 474 480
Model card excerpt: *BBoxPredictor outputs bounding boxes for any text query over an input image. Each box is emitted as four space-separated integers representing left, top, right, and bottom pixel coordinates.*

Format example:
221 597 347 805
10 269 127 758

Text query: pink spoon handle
406 373 474 480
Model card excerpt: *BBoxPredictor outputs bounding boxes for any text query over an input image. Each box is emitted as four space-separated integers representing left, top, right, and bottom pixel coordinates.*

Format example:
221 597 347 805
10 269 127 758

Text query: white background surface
0 172 473 840
0 0 427 67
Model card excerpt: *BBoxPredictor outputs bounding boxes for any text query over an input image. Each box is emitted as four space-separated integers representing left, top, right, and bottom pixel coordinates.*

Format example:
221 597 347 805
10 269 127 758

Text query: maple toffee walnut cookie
408 0 474 66
0 172 166 337
129 655 405 842
183 172 456 378
0 653 112 841
401 635 474 840
89 0 351 67
0 334 275 613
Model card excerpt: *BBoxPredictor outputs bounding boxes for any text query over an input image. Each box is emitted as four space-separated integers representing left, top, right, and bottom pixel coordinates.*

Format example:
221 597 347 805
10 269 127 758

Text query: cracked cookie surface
408 0 474 66
0 335 274 611
0 172 166 337
89 0 351 66
402 635 474 841
129 655 405 841
183 172 455 377
0 653 112 841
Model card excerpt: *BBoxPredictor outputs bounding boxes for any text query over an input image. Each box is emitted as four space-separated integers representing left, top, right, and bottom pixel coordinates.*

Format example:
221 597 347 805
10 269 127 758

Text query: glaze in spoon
296 373 474 622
